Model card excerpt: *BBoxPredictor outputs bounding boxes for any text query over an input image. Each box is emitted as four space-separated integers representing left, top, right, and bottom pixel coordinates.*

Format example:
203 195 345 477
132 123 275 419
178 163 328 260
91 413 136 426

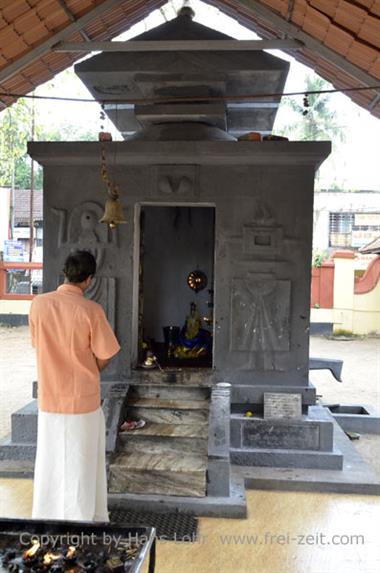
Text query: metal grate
110 508 198 542
329 211 380 248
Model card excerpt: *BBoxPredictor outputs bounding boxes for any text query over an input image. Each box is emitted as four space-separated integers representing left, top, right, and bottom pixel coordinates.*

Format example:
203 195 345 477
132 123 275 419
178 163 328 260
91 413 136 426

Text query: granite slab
119 434 208 456
127 405 209 424
127 398 210 410
109 453 207 497
109 468 206 497
110 452 207 472
125 422 208 438
130 385 211 401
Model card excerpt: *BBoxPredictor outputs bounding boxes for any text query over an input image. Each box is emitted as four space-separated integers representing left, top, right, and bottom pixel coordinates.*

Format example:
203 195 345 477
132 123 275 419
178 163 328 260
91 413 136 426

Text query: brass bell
99 197 127 229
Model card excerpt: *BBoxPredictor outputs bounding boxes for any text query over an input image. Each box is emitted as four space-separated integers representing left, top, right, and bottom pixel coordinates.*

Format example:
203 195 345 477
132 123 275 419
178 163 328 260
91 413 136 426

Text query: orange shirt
29 284 120 414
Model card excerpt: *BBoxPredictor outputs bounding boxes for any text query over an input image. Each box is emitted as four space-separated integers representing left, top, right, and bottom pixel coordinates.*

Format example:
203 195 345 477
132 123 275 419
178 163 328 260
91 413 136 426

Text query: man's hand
96 357 111 372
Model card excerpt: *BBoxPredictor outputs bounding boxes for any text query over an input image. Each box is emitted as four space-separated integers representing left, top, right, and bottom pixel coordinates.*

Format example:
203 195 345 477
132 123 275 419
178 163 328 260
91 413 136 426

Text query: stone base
108 474 247 518
231 447 343 470
229 405 342 471
236 412 380 495
0 314 28 327
0 435 36 461
324 403 380 434
11 401 38 443
0 458 34 478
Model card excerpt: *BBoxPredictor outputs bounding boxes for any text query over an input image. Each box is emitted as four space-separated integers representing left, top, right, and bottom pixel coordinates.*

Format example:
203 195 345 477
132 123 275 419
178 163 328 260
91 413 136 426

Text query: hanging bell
99 197 127 229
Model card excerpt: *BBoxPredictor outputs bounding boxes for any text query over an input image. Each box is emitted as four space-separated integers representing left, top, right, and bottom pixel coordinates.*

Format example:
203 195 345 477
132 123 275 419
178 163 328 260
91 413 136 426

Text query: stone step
11 400 38 444
0 435 36 461
120 422 208 439
127 404 209 424
0 459 34 478
131 369 213 387
118 433 207 456
108 452 207 497
128 397 210 410
129 385 211 402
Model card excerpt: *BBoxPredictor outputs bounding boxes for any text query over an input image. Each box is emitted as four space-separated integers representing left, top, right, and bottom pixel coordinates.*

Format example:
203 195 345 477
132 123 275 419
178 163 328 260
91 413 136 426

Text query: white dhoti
32 407 109 522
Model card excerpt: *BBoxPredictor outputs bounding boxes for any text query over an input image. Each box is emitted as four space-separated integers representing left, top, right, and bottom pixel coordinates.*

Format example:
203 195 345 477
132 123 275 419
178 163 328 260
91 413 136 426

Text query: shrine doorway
137 205 215 369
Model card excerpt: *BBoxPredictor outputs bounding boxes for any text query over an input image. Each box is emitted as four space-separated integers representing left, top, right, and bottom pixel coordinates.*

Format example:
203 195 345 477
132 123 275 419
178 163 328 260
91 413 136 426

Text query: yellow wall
0 300 31 314
332 255 355 332
332 254 380 335
352 280 380 334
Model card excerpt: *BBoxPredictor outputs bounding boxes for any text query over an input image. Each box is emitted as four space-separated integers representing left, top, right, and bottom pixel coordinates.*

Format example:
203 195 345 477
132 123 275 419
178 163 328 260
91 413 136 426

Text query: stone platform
230 405 343 470
237 409 380 495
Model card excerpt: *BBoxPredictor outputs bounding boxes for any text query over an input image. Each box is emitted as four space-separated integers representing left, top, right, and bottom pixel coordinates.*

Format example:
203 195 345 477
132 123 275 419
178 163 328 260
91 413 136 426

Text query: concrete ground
0 327 380 572
309 334 380 476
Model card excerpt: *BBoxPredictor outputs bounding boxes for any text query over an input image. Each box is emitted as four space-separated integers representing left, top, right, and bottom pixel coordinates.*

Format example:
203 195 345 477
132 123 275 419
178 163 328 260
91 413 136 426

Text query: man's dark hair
63 250 96 283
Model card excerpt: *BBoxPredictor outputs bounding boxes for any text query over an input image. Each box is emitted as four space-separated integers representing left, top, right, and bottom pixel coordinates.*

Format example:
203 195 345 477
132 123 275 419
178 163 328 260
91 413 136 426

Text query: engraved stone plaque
264 392 302 420
242 420 320 450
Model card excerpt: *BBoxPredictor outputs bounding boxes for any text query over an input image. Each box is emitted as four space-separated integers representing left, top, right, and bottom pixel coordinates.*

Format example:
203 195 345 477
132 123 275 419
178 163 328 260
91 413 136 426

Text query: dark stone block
11 401 38 444
0 315 29 327
230 447 343 470
242 419 320 450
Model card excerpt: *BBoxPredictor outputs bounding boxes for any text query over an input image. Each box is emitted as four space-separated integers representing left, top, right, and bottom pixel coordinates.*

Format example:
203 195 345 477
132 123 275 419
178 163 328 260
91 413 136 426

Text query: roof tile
358 16 380 49
303 5 330 40
2 37 29 61
368 57 380 78
346 42 378 69
2 0 31 23
0 25 22 47
371 1 380 17
23 22 51 46
335 0 366 34
0 16 9 30
324 24 354 55
13 9 44 35
309 0 338 18
14 188 43 225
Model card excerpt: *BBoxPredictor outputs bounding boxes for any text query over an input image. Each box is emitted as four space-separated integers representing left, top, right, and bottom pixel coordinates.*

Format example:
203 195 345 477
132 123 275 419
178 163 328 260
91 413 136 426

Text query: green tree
0 97 32 188
0 98 96 190
279 74 345 143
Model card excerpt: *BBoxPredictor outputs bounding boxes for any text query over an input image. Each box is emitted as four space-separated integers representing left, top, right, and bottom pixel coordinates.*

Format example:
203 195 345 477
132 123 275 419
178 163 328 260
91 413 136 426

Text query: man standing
29 250 120 522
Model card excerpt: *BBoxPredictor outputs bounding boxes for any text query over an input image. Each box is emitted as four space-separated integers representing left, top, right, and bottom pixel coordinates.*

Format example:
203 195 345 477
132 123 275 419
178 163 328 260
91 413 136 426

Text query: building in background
0 187 43 263
313 191 380 254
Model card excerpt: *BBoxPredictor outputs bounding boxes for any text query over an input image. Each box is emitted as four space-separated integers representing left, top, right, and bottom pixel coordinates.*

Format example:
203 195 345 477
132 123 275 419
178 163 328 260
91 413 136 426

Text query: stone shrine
1 8 341 516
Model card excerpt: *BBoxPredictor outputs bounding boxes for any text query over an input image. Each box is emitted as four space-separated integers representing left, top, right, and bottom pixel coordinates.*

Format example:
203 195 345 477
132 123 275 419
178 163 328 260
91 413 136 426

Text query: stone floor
0 479 379 573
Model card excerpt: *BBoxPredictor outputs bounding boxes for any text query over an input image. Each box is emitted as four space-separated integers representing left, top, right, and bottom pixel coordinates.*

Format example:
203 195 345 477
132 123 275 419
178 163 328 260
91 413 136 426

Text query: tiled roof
209 0 380 117
14 188 43 225
0 0 379 117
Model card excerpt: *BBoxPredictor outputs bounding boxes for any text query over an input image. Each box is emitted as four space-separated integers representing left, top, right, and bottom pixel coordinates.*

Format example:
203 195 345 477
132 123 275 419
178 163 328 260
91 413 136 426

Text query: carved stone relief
225 199 286 261
156 165 196 197
51 201 117 326
230 275 291 353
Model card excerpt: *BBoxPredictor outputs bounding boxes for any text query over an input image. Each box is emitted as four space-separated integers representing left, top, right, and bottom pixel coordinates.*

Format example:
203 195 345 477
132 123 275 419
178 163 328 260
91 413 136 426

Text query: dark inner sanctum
138 205 215 369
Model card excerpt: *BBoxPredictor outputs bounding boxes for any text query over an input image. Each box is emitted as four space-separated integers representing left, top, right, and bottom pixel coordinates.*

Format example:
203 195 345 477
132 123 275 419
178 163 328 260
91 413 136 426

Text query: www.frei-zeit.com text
19 531 365 547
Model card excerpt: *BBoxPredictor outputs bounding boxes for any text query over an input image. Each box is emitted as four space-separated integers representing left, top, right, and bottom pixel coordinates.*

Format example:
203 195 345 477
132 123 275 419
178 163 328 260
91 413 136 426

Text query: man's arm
90 306 121 368
96 357 111 372
29 301 36 348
